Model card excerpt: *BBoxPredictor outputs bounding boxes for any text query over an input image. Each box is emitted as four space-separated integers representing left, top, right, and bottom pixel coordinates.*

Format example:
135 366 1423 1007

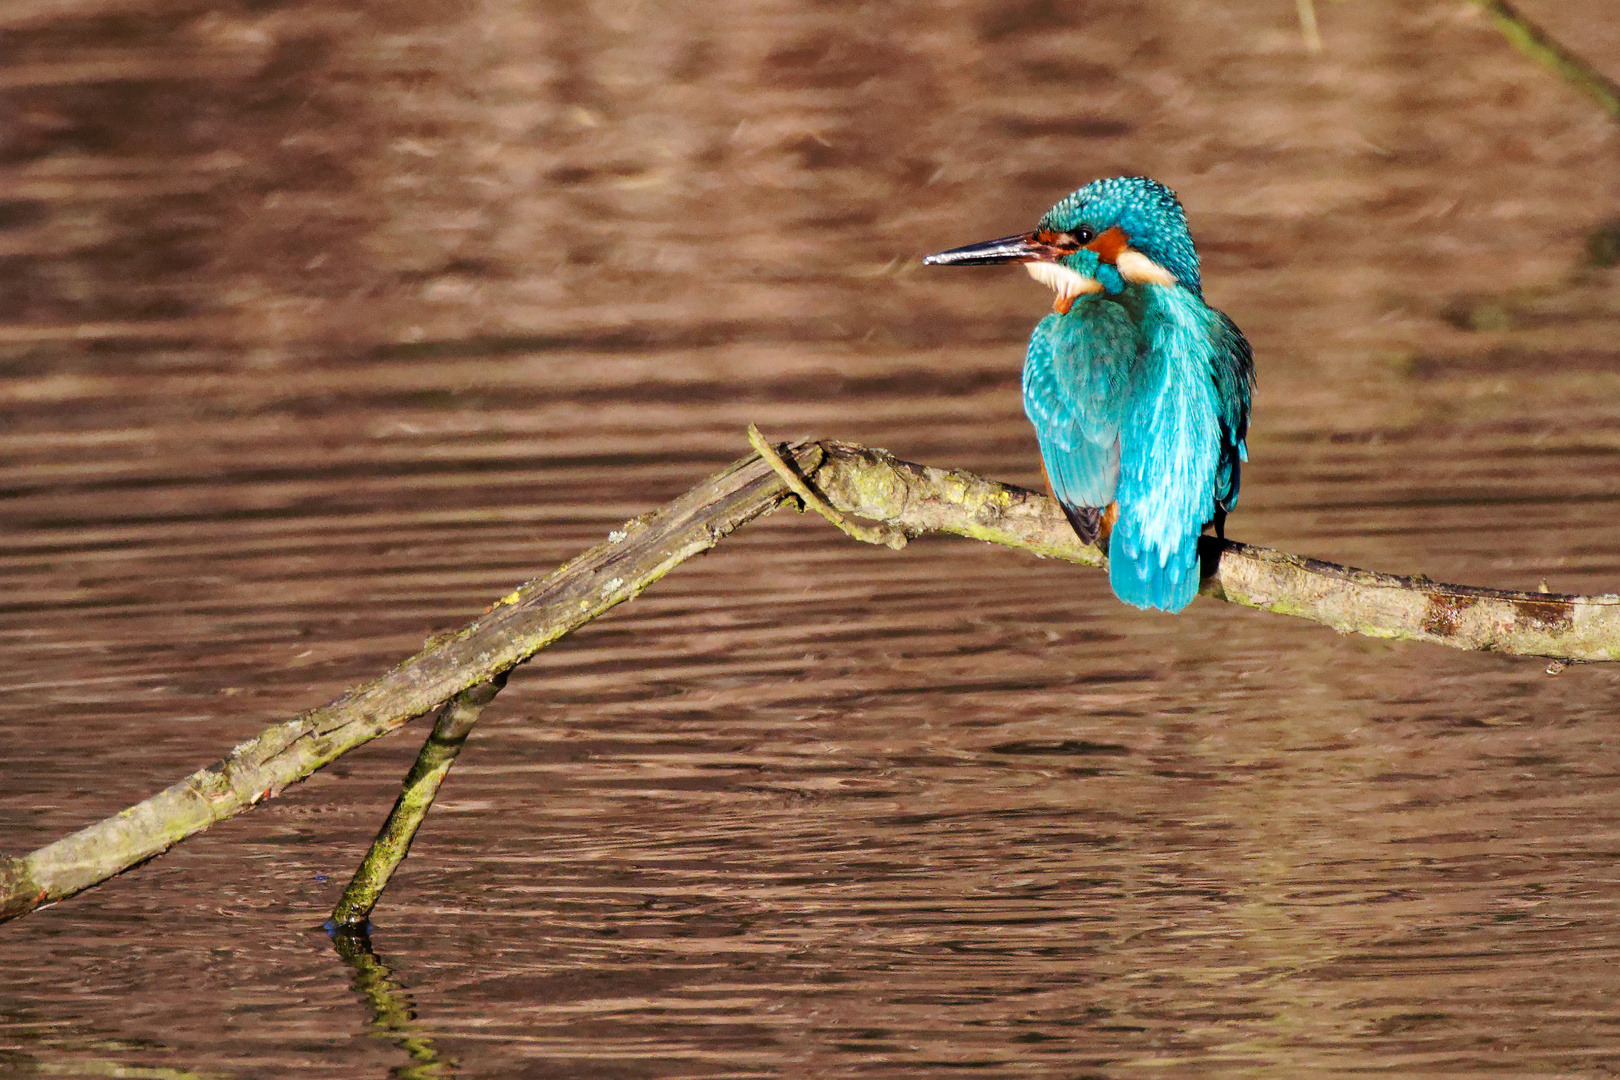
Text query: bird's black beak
922 231 1071 266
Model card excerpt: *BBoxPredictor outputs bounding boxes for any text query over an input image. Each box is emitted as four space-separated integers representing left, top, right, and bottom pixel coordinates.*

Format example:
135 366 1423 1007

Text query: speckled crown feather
1038 176 1202 296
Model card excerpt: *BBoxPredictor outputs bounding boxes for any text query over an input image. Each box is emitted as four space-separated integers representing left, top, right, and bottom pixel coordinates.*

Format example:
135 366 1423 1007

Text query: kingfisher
924 176 1254 612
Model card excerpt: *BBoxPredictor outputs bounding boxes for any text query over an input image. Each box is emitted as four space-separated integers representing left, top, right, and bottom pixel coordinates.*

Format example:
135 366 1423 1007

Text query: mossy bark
3 434 1615 925
811 441 1620 661
0 441 823 924
330 675 507 930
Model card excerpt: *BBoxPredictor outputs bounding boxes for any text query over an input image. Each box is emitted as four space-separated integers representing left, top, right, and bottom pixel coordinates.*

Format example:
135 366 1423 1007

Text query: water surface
2 1 1620 1076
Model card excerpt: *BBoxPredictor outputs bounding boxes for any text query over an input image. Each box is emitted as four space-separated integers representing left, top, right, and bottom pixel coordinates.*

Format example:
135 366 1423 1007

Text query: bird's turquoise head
923 175 1203 313
1039 176 1201 295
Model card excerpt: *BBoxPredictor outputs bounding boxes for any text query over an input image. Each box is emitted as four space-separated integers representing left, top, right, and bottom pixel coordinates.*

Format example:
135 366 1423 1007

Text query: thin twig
747 423 907 550
1469 0 1620 121
1296 0 1323 54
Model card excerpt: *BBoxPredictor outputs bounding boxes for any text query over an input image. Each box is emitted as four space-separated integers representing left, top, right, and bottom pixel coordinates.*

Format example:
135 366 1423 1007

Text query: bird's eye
1073 226 1097 244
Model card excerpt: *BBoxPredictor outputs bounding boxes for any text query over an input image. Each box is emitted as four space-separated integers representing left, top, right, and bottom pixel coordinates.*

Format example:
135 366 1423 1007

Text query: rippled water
3 1 1620 1077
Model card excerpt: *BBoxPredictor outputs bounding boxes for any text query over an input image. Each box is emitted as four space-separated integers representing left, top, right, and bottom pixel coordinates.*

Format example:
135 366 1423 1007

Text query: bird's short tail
1105 515 1201 613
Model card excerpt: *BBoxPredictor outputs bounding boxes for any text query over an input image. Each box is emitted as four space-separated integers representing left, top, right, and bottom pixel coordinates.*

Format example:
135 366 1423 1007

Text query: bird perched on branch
924 176 1254 613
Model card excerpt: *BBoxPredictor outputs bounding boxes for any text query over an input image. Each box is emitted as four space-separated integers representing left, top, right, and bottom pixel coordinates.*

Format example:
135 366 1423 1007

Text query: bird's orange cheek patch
1083 226 1177 285
1084 226 1130 264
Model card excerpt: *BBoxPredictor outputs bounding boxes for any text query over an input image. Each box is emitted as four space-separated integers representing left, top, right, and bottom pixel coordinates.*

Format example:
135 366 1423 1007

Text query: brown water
3 1 1620 1076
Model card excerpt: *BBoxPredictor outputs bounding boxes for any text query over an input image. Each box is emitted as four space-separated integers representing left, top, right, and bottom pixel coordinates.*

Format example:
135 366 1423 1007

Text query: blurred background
2 1 1620 1076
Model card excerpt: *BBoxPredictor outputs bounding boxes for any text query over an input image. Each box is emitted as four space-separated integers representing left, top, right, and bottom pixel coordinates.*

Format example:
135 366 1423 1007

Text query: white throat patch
1024 261 1102 314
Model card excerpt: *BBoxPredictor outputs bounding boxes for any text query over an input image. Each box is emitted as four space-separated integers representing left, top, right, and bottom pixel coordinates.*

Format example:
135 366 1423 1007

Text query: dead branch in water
329 674 508 931
1468 0 1620 122
3 433 1616 924
0 440 826 924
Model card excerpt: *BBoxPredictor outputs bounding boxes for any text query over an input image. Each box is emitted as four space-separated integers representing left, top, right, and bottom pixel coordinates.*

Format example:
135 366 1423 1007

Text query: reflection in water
0 1002 231 1079
332 930 455 1080
0 0 1619 1076
28 1061 230 1079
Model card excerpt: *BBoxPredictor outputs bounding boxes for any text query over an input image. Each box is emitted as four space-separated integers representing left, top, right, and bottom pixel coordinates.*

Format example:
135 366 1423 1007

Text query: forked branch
2 434 1614 924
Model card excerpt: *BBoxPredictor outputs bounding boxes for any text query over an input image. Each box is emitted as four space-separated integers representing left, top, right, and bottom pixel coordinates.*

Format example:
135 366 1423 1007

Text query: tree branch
0 440 824 923
329 674 508 931
1468 0 1620 121
809 441 1618 662
2 435 1614 924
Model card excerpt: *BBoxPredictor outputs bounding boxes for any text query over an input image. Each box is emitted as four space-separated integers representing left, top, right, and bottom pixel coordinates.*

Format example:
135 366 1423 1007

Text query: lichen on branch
809 440 1619 662
2 434 1615 925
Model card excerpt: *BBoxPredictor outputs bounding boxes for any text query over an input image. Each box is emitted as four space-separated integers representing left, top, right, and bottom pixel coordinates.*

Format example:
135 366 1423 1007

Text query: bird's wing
1208 311 1254 516
1022 304 1142 542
